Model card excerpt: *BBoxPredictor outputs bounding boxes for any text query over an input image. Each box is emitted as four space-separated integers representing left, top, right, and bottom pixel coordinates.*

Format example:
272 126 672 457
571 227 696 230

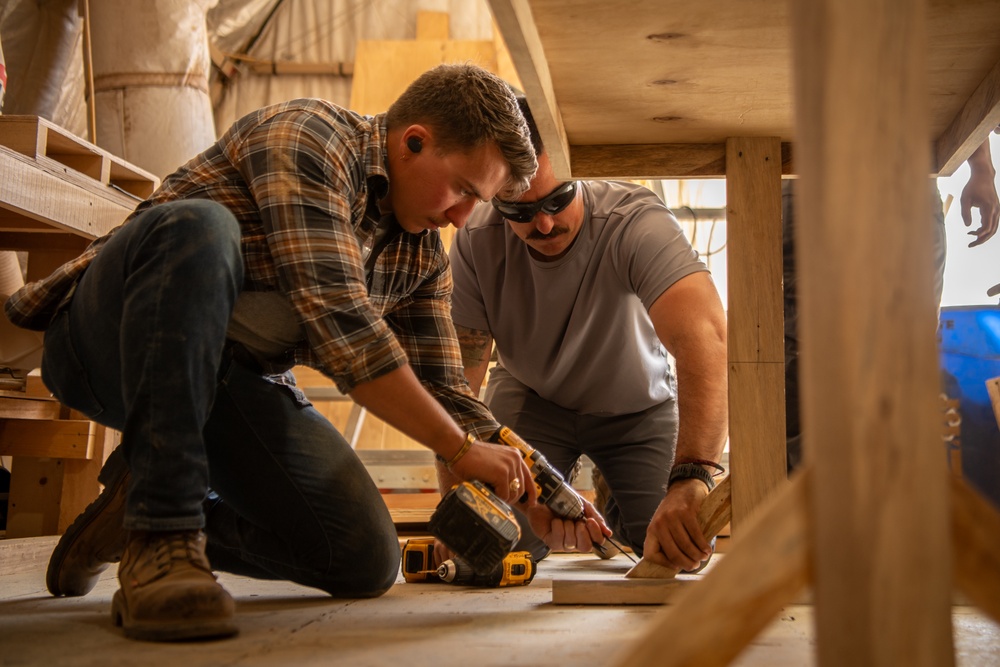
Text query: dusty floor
1 537 997 666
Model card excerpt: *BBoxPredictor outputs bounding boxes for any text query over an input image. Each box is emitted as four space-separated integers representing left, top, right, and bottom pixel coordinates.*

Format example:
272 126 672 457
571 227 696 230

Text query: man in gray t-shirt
442 99 729 573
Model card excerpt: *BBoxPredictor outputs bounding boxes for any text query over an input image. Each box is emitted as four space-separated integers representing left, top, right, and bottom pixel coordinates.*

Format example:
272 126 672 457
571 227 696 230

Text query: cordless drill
490 426 627 560
428 426 626 575
401 537 536 587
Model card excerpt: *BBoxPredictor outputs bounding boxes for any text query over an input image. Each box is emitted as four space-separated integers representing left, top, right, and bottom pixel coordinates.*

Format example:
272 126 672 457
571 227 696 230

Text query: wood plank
626 475 731 579
349 40 498 116
5 456 65 537
934 54 1000 176
569 142 794 179
0 419 96 459
728 363 786 529
725 136 786 533
0 396 62 420
416 10 450 40
951 473 1000 624
554 577 692 605
55 424 112 532
726 137 784 364
0 535 59 576
0 231 90 253
791 1 953 665
611 466 811 667
486 0 571 179
0 147 136 240
986 376 1000 430
553 576 817 606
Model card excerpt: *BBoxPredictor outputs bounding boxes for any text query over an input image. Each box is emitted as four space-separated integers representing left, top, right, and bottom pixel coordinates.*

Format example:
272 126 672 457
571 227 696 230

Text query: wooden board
725 137 787 532
791 1 953 664
491 0 1000 178
626 475 732 579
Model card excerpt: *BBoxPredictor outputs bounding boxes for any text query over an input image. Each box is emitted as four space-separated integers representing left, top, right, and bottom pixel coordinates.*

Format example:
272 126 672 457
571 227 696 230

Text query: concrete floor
1 536 998 666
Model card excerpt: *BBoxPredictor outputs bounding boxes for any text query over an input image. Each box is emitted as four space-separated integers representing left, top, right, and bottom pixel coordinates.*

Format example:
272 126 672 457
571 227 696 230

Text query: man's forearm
968 138 995 178
455 324 493 396
348 364 468 461
672 336 729 466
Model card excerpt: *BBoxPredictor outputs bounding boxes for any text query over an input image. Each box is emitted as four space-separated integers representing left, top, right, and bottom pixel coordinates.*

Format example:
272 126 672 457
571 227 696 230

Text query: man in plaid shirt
6 64 607 642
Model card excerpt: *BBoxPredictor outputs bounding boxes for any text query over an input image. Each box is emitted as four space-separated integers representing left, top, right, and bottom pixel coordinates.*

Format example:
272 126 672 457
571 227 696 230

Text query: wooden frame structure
488 0 1000 664
0 115 157 537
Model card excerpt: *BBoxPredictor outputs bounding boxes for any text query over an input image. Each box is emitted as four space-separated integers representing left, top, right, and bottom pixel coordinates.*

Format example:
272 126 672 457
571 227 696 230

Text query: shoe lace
148 531 212 576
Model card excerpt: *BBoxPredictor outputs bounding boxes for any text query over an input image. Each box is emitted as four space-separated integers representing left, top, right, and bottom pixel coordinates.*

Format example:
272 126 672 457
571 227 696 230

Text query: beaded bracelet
436 432 475 469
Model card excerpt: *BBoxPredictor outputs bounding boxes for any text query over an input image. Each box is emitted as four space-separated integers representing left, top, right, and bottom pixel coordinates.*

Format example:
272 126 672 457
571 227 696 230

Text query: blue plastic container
938 305 1000 510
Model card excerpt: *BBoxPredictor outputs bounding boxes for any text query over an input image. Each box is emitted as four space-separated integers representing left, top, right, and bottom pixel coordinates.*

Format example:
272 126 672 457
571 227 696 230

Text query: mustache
527 226 570 241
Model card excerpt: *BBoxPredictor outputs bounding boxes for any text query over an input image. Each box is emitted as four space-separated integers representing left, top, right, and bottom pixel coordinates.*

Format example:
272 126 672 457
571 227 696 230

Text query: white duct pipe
89 0 218 179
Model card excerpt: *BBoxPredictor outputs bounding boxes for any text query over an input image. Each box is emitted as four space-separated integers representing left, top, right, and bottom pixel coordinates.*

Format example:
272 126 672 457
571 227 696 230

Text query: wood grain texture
554 577 691 604
626 475 732 579
791 1 953 665
951 474 1000 624
725 136 787 533
486 0 571 178
0 147 139 240
349 39 498 116
568 142 794 179
986 376 1000 430
493 0 1000 153
0 419 95 458
726 137 784 364
611 467 811 667
934 54 1000 176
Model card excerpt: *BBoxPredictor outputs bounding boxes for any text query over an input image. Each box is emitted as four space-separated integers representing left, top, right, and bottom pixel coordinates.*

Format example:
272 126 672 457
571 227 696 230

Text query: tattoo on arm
455 325 492 370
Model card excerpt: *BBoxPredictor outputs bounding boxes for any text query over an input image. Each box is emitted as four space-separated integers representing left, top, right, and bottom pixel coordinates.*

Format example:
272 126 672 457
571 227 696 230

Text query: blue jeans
40 200 399 596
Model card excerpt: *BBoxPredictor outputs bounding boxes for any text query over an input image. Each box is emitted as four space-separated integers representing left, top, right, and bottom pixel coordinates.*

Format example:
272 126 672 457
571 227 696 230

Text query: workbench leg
725 136 787 533
792 0 953 664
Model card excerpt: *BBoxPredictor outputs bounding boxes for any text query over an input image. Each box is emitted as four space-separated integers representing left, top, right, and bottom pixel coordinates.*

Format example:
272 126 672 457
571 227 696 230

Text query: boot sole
111 590 239 642
46 460 129 597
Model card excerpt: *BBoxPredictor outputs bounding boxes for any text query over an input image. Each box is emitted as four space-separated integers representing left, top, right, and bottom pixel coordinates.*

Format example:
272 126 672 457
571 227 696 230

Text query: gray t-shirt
450 180 707 415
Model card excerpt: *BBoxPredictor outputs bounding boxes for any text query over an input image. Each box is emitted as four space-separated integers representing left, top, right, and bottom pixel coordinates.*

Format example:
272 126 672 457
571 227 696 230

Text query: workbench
487 0 1000 664
0 115 158 537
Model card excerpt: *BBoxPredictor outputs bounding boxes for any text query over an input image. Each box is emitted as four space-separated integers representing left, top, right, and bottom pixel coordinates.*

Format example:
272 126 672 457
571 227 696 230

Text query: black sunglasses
492 181 578 223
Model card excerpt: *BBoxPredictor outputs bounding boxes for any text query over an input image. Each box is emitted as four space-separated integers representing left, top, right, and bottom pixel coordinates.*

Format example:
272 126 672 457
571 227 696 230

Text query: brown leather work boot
112 529 237 642
47 451 130 596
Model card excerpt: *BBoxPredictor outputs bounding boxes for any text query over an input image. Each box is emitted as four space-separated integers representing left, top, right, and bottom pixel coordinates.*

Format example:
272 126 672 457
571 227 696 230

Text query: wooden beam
626 474 732 579
951 473 1000 624
569 142 794 179
487 0 571 179
726 136 786 533
0 397 62 421
934 55 1000 176
612 468 811 667
0 419 96 459
791 0 953 664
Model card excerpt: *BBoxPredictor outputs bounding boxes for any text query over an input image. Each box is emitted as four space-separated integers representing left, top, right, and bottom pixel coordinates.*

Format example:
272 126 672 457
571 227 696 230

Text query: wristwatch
669 462 716 492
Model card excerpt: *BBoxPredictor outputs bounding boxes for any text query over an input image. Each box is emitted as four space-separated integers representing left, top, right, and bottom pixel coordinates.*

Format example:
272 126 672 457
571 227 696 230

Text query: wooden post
725 136 786 532
791 0 953 664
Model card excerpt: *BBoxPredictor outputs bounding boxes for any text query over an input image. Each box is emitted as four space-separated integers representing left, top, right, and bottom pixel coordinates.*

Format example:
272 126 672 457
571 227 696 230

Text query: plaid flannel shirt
4 98 497 436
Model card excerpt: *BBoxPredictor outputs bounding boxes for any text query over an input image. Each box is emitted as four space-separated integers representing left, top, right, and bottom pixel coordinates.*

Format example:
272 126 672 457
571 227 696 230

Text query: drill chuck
493 426 586 520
